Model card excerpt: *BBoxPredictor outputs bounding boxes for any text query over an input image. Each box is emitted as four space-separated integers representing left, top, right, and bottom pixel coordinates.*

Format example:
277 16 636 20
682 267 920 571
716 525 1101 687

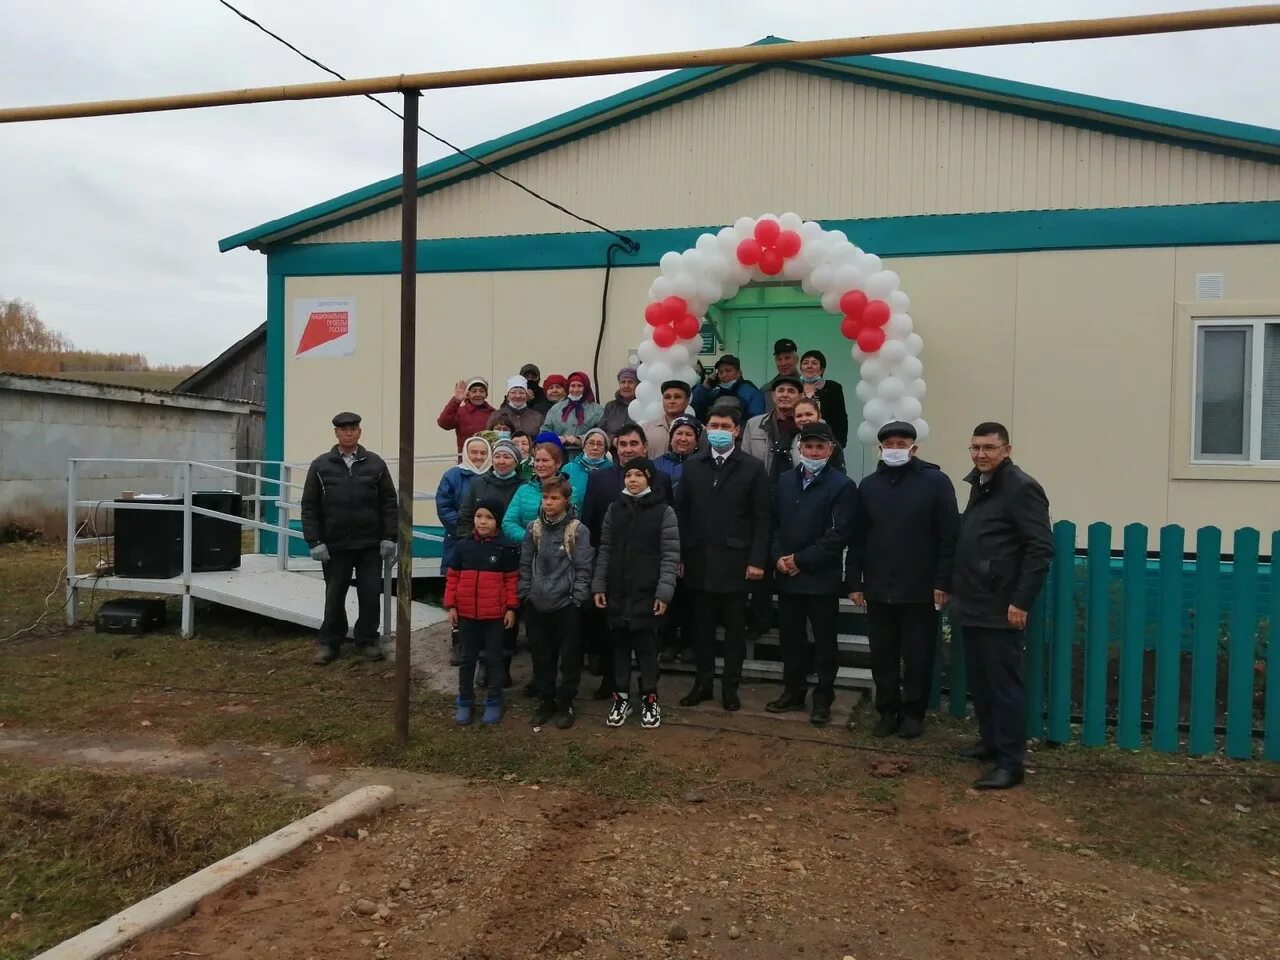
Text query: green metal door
711 284 867 476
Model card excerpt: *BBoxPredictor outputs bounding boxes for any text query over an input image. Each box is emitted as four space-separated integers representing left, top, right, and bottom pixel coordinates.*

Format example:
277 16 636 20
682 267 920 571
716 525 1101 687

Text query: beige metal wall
302 68 1280 244
282 243 1280 539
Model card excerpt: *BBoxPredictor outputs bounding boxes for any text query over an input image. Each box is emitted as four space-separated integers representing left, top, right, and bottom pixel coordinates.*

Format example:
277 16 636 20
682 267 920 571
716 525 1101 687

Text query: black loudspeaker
114 496 183 578
191 491 242 572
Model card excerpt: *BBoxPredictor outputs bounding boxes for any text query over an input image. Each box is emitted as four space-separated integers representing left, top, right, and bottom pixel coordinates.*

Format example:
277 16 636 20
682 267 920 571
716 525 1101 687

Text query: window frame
1191 316 1278 466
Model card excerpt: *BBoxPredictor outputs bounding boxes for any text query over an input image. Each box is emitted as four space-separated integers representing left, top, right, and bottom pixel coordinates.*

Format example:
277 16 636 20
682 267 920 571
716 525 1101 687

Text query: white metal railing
66 457 447 638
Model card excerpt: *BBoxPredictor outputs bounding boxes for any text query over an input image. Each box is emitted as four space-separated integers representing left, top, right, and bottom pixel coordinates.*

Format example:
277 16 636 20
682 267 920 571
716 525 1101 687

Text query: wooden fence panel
1188 526 1222 756
1117 522 1148 750
1153 525 1185 753
1083 522 1111 746
1266 530 1280 763
1047 521 1076 744
1225 527 1259 760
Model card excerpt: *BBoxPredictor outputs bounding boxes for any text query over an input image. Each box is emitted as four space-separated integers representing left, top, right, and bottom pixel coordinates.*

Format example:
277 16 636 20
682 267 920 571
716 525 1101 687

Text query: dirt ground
49 708 1268 960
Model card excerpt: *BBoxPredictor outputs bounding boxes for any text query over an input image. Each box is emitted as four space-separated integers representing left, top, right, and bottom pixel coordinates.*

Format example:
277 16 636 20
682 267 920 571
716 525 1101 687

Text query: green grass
0 759 309 960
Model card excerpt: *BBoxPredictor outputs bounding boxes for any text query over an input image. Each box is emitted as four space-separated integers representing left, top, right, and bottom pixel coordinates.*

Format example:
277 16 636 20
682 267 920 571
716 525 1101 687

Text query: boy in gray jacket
519 476 595 729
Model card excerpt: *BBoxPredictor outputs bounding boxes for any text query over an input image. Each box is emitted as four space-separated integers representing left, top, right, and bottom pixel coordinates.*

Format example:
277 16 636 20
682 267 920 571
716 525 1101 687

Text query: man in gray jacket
518 476 595 729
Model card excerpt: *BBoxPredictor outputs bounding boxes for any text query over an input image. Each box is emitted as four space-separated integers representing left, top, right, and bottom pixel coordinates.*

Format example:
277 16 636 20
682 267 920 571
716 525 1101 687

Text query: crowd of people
301 343 1053 791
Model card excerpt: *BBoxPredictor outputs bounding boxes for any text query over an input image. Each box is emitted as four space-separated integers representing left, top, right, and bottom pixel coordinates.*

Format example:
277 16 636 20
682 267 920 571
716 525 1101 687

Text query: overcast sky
1 0 1277 365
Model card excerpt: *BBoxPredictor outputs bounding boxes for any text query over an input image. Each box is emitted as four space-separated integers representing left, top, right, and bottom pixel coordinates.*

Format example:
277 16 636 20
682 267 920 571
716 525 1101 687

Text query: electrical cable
215 0 638 252
592 240 636 393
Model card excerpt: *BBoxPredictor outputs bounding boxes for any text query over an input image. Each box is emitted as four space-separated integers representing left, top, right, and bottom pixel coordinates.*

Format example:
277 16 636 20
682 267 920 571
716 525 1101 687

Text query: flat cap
877 420 917 442
770 374 802 392
798 421 834 442
714 354 741 370
773 337 798 355
332 411 361 427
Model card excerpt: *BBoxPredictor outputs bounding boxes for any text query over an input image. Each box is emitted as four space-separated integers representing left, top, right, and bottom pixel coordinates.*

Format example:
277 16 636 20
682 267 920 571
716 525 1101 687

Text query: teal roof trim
222 38 1280 253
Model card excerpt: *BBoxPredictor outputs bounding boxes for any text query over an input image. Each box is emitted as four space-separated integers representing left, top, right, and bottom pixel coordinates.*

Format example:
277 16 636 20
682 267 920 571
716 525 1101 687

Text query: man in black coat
300 412 398 665
847 421 960 740
580 422 673 696
675 404 770 711
952 421 1053 790
767 422 858 725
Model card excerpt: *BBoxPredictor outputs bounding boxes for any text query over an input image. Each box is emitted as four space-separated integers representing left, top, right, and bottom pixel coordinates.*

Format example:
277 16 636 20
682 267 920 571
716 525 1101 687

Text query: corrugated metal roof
0 369 261 410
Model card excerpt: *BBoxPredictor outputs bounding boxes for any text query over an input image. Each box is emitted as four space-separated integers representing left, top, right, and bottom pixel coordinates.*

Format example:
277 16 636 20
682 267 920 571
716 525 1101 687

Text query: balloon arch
628 213 927 445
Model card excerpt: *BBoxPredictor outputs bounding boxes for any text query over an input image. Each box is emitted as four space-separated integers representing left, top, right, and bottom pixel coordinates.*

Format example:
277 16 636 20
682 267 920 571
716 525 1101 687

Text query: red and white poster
292 297 356 358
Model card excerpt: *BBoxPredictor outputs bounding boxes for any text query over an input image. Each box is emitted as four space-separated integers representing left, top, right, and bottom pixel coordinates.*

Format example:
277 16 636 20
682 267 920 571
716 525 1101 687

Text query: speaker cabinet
114 496 182 578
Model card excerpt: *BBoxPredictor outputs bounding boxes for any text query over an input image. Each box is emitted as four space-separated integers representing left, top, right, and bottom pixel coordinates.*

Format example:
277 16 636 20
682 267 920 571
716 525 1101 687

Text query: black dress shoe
679 685 713 707
974 766 1024 790
872 713 900 738
956 742 997 761
809 702 831 726
897 716 924 739
311 645 338 666
764 691 807 713
721 688 741 712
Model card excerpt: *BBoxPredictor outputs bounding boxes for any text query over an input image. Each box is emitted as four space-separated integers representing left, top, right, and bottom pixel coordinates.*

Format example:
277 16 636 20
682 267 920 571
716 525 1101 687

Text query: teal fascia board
265 202 1280 277
262 272 285 555
221 38 1280 254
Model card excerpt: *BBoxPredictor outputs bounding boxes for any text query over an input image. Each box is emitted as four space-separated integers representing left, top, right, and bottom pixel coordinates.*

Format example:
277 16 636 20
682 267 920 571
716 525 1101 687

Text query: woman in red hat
544 371 603 451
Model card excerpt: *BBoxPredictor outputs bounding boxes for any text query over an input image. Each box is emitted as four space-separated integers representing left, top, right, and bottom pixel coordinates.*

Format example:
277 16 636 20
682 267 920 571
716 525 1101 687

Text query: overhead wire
214 0 637 252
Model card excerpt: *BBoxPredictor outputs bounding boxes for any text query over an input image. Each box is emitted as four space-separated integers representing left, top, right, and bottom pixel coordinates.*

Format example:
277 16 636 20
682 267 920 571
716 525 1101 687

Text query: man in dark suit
952 421 1053 790
675 403 770 711
580 422 673 696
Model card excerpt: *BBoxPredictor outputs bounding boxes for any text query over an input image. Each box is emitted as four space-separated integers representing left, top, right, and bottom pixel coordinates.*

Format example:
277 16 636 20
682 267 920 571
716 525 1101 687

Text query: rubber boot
481 696 504 725
455 697 474 726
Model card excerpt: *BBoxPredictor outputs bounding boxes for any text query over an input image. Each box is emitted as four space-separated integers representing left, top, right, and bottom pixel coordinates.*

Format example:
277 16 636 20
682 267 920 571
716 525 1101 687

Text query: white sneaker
606 693 631 727
640 694 661 729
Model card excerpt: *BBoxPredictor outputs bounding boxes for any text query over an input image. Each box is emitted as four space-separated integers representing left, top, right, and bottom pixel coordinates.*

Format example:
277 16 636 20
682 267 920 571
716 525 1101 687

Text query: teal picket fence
931 522 1279 760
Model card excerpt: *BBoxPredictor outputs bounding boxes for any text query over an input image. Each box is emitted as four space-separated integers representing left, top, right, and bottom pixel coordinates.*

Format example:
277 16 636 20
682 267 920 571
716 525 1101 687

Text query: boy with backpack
444 498 520 726
519 477 595 729
591 457 680 729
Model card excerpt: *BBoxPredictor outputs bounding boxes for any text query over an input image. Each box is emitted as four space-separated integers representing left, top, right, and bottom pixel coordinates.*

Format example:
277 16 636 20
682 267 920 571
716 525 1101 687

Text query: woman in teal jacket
561 427 612 511
543 371 603 450
501 441 567 541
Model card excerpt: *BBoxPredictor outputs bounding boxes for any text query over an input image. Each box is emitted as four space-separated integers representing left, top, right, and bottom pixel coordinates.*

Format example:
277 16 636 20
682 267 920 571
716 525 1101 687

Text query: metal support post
65 459 78 625
253 462 263 553
181 462 194 638
394 90 420 745
278 464 292 570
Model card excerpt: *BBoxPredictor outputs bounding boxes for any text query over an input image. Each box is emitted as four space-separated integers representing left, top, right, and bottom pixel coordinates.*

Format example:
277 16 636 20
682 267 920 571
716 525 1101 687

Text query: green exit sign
699 321 718 356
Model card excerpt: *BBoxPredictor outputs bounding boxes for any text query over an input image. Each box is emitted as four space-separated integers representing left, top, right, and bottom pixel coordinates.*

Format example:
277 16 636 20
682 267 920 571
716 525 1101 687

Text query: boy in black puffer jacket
591 458 680 730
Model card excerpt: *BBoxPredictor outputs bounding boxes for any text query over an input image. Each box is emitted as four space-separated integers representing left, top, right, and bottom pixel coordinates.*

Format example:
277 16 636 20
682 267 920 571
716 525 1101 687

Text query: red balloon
758 248 784 276
674 312 701 339
652 324 678 348
863 300 891 328
839 289 868 317
753 218 781 245
660 295 687 325
644 302 665 327
736 237 762 266
840 315 862 340
775 229 802 258
857 326 886 353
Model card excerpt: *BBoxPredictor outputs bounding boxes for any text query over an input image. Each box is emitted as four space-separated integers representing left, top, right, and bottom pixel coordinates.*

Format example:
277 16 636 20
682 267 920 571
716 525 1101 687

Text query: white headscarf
461 436 493 475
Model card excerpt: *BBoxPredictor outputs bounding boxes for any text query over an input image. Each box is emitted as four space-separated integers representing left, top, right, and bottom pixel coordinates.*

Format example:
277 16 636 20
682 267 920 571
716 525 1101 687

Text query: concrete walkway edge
33 784 396 960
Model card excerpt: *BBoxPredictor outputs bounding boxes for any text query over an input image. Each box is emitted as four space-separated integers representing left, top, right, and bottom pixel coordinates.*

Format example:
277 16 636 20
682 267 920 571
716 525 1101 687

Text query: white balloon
678 336 702 354
862 397 891 425
821 291 841 314
879 339 908 365
878 376 906 400
695 233 719 257
887 290 911 314
671 274 698 300
904 333 924 357
675 365 699 385
865 270 901 300
659 251 682 276
858 252 883 275
636 380 660 403
782 256 808 280
829 240 860 266
716 226 741 256
906 378 927 399
628 398 648 420
779 211 803 231
810 264 835 292
646 360 672 384
859 357 888 382
800 277 819 296
850 344 866 363
682 250 706 276
884 312 914 339
854 379 876 402
895 396 923 421
665 343 690 368
637 339 660 364
895 355 924 380
827 230 848 246
800 220 824 241
834 264 862 294
649 276 674 301
758 212 778 225
704 253 732 281
912 418 930 441
856 420 878 445
734 216 756 235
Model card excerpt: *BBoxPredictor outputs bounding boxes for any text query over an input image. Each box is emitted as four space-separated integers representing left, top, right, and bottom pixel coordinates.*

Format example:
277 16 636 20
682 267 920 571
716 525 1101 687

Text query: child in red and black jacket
444 497 520 726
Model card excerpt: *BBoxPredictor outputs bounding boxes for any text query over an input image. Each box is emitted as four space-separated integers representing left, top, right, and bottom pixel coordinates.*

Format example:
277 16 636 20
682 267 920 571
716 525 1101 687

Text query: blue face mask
718 377 738 389
799 455 829 473
801 373 823 384
707 429 734 451
495 431 511 440
582 453 609 467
